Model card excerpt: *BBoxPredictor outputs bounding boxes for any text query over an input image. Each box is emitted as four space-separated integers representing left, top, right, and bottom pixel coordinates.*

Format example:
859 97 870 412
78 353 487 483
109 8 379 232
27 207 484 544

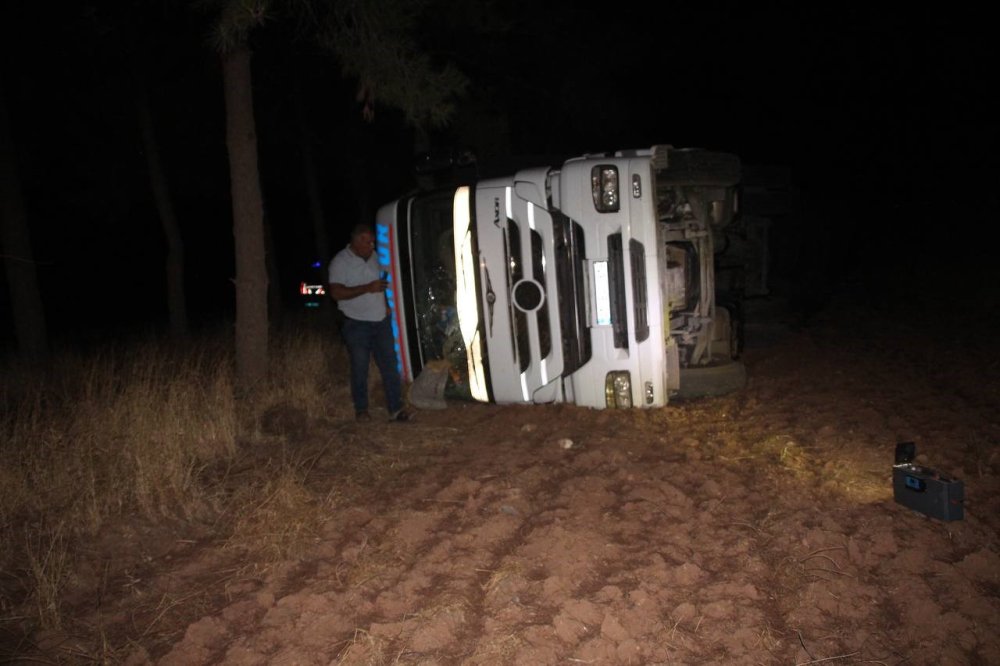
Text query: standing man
328 224 411 422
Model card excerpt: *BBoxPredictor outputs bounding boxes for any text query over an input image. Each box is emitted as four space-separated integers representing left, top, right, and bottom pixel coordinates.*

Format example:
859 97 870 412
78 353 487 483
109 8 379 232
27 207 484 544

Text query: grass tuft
23 522 69 630
0 324 344 636
225 465 334 562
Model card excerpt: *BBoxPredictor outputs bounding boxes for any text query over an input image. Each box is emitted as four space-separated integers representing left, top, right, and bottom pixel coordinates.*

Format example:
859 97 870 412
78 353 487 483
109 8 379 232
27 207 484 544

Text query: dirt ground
11 296 1000 664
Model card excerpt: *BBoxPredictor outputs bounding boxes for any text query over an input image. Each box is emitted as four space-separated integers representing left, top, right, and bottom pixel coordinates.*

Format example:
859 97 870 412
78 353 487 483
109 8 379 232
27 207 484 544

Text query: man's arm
328 279 386 301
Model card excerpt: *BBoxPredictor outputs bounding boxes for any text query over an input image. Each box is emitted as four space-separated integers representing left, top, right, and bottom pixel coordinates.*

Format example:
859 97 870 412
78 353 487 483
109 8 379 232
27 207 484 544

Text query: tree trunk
222 44 268 393
137 93 189 340
0 78 48 361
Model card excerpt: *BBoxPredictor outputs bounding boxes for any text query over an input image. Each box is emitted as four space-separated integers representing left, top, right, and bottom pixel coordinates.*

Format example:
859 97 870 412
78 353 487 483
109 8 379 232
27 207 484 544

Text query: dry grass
0 324 343 637
816 457 892 504
753 434 891 504
1 339 238 534
22 522 70 631
465 633 523 664
339 537 403 589
335 627 393 665
224 464 337 562
266 326 343 420
750 434 810 472
480 560 523 597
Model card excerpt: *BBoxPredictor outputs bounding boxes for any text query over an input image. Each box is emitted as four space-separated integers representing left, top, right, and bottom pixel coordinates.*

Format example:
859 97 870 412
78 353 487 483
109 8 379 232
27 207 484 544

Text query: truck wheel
676 359 747 399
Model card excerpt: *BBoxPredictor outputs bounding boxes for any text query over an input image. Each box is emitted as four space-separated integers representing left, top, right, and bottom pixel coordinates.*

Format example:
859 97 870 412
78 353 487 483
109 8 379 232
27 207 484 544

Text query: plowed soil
14 297 1000 665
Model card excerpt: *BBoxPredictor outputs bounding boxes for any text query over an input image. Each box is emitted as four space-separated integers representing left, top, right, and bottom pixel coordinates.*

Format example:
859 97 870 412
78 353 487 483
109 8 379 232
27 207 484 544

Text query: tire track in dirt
123 302 1000 664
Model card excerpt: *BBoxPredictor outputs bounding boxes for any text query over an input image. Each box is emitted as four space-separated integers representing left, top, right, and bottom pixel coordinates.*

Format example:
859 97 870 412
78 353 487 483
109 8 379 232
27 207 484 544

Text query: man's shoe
389 409 412 423
355 411 371 422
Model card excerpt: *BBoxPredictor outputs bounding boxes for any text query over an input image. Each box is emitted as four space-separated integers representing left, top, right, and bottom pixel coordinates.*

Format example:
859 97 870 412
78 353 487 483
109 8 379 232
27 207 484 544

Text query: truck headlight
605 370 632 408
591 165 619 212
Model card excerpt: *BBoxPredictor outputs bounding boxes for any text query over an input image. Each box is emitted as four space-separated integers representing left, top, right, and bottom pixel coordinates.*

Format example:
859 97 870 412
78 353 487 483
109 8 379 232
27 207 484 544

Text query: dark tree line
0 0 474 394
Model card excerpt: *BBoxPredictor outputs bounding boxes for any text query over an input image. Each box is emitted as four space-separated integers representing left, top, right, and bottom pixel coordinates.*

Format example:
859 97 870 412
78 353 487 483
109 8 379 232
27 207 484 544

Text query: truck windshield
408 191 474 400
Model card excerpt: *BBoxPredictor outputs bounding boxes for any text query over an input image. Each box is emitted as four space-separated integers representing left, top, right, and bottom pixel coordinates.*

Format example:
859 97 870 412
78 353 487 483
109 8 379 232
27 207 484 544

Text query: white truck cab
375 145 744 409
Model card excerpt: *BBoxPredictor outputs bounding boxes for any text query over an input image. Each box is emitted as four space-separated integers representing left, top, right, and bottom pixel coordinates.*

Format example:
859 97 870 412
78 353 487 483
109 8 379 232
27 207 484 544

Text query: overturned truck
375 145 747 410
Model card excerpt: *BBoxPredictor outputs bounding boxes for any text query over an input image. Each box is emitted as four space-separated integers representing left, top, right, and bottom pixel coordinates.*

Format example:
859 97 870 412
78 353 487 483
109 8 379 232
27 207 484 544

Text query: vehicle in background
375 145 746 409
299 260 327 309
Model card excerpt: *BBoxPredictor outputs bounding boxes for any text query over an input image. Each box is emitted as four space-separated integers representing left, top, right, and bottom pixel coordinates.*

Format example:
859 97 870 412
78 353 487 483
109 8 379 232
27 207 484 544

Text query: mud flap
407 360 450 410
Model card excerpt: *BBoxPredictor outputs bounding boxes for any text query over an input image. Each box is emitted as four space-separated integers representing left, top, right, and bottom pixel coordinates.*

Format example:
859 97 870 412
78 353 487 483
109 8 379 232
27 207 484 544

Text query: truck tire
676 359 747 399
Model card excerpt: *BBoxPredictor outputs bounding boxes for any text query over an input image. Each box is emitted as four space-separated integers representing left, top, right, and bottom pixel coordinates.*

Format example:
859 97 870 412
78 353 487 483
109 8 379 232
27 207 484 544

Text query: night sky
1 1 996 348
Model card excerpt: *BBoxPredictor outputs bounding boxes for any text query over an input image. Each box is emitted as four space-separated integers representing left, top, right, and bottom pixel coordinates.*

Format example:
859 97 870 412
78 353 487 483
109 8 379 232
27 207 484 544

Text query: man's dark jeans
340 316 403 415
